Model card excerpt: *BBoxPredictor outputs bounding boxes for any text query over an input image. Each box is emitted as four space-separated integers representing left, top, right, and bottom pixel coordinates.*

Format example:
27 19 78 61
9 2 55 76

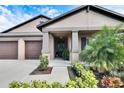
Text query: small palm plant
80 24 124 72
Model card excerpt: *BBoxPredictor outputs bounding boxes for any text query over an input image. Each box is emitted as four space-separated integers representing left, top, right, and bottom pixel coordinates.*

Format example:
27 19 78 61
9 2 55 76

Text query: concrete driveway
0 60 39 88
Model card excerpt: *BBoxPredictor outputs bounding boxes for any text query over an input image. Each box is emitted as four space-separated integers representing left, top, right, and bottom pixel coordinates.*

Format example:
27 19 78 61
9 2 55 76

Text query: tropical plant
39 55 49 70
80 24 124 72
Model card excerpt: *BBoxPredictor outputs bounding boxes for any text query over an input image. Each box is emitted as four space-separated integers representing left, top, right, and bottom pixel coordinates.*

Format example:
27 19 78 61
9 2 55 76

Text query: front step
49 59 71 67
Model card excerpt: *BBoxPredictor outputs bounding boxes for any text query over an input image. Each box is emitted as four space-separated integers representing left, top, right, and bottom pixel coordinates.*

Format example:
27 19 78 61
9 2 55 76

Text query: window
81 37 87 50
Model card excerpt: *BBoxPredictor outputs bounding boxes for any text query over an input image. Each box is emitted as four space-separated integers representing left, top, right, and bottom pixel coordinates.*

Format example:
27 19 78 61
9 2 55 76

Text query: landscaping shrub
39 55 49 70
9 81 21 88
65 80 78 88
65 76 98 88
100 76 123 88
51 82 63 88
9 80 63 88
71 62 98 88
72 61 85 77
81 71 98 88
9 80 50 88
74 77 97 88
31 80 50 88
9 81 31 88
21 82 31 88
111 71 124 83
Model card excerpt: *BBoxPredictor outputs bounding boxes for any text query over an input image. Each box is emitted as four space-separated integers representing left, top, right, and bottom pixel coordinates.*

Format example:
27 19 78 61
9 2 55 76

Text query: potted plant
62 49 69 60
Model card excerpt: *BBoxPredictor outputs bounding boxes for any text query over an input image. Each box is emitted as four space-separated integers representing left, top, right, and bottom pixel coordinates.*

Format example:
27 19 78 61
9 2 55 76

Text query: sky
0 5 124 32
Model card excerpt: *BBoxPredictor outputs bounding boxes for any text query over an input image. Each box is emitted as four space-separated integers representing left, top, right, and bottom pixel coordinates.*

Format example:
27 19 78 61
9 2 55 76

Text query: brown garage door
0 41 18 59
25 41 42 59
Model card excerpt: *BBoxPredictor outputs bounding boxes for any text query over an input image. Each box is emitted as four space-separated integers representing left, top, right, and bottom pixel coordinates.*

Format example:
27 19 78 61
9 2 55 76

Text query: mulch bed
30 66 53 75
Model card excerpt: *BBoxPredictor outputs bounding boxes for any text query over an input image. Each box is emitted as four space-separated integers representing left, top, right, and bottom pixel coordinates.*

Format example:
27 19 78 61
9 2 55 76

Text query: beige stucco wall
9 18 48 33
43 10 124 32
78 31 97 52
0 17 49 41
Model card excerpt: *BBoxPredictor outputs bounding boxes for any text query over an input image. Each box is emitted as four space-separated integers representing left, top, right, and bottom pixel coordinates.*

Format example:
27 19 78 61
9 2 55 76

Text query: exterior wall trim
0 32 43 37
2 15 51 33
0 37 43 41
42 26 124 32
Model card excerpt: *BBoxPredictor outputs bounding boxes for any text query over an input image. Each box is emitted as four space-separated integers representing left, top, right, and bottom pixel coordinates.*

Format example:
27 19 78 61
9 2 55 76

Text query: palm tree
80 24 124 72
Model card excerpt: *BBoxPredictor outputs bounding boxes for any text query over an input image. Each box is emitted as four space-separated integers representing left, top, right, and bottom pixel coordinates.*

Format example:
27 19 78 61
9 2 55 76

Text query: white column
72 31 79 61
49 33 54 60
42 32 50 60
18 38 25 60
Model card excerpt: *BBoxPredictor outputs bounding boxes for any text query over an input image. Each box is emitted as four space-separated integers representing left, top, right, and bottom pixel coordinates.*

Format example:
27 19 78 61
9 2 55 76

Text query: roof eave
36 5 87 29
37 5 124 30
2 14 51 33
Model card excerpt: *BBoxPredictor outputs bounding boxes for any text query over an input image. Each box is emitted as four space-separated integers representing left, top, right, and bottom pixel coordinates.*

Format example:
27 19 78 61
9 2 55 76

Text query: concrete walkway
49 58 71 67
23 59 70 84
0 59 70 87
23 67 69 84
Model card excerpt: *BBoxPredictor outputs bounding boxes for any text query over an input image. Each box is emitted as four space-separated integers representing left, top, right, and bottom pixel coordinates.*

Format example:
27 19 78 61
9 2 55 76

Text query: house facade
0 15 50 60
0 5 124 61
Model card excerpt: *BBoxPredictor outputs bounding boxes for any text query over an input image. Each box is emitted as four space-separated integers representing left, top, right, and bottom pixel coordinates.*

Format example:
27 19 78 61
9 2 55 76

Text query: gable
42 9 123 31
7 17 48 33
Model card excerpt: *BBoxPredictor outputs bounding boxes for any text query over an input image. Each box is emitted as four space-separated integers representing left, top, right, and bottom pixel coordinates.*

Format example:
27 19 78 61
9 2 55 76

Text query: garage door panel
0 41 18 59
25 41 42 59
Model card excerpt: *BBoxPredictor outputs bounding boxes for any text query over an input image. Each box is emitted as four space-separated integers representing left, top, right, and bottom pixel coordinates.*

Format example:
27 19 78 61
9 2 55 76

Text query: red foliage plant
101 76 123 88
